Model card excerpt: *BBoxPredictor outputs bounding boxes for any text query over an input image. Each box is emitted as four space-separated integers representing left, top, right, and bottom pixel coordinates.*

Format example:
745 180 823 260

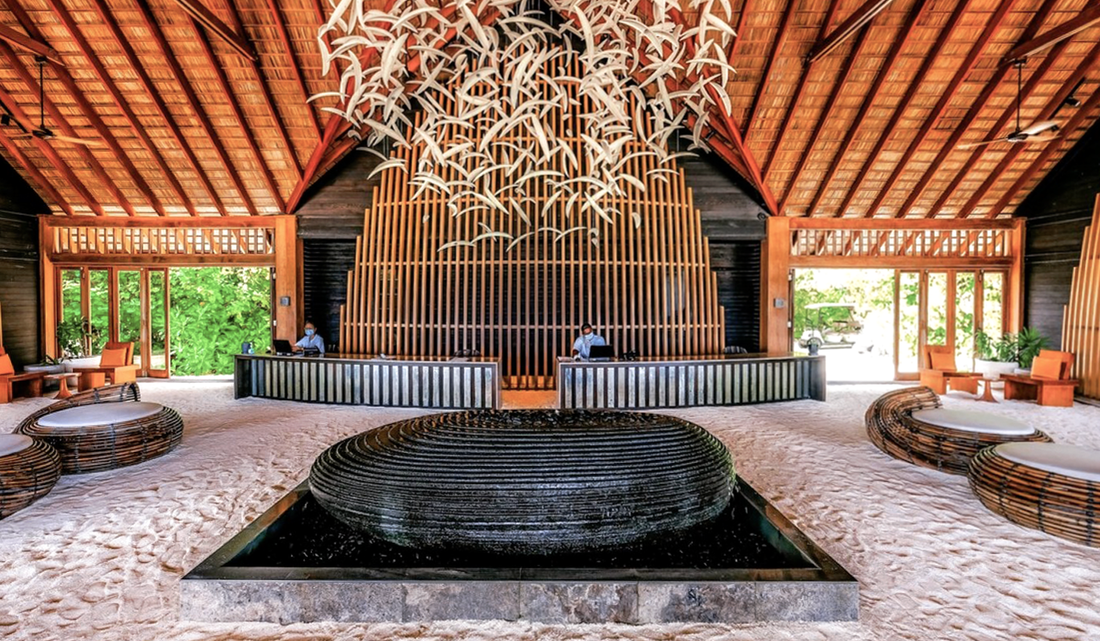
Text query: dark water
231 492 808 570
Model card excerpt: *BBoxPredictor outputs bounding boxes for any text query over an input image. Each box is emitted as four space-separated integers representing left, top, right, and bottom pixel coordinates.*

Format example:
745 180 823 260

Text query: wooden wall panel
0 157 45 368
339 75 727 389
1062 195 1100 399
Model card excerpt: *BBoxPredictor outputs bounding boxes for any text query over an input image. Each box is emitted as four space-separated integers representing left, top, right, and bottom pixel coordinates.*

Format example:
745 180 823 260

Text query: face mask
305 329 315 337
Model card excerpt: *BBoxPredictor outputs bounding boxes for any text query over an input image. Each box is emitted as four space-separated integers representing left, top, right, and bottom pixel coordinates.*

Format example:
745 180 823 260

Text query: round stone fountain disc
309 409 735 554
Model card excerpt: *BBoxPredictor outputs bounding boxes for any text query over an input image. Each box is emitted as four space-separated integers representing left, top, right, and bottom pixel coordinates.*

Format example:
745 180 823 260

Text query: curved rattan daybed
0 434 61 518
865 386 1052 475
969 443 1099 547
16 383 183 474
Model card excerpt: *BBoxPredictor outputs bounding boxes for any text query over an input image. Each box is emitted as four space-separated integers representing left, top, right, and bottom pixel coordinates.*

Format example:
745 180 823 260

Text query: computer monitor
589 344 614 361
272 339 294 356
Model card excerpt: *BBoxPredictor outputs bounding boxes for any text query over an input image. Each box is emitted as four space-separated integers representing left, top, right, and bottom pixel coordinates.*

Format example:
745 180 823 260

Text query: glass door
146 269 170 378
117 269 143 370
895 271 921 378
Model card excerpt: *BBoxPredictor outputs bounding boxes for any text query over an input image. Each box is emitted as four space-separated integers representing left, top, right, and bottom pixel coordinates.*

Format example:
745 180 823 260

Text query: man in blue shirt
571 323 606 360
293 321 325 354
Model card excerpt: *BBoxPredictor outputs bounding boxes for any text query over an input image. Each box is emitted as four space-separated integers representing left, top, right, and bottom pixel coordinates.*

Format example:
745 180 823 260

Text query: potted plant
56 316 103 371
973 328 1048 380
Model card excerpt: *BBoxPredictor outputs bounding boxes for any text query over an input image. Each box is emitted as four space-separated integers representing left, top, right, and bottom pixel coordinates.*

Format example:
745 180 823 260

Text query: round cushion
0 434 33 458
995 442 1100 483
911 408 1033 436
310 409 735 554
37 402 163 431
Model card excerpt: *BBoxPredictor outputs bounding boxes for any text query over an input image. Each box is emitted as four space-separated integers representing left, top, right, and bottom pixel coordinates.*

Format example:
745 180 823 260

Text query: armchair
73 341 140 391
0 347 45 404
919 344 980 395
1001 349 1079 407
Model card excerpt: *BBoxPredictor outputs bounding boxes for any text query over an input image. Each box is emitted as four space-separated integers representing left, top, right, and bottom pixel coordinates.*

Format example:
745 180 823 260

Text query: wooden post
39 217 57 359
273 216 302 344
1007 217 1025 332
761 216 791 354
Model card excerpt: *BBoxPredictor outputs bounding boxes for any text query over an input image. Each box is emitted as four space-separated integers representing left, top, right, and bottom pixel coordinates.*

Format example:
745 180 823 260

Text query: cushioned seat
910 408 1033 436
19 393 183 474
38 402 163 431
0 434 61 518
969 443 1100 547
865 386 1052 475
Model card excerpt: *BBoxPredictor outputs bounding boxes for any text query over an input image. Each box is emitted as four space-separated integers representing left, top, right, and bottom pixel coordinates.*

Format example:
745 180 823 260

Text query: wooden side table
977 377 998 403
44 373 80 399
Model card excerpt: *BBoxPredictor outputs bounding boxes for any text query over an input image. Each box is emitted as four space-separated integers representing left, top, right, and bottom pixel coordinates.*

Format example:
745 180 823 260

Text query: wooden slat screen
1062 194 1100 399
339 67 726 389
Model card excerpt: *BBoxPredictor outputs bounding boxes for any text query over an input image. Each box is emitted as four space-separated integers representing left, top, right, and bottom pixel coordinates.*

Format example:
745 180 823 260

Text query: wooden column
1008 218 1025 333
761 216 791 354
273 216 302 343
39 217 57 358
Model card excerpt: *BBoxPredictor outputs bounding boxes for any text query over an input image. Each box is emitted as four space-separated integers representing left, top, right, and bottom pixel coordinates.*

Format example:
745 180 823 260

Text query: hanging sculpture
315 0 739 248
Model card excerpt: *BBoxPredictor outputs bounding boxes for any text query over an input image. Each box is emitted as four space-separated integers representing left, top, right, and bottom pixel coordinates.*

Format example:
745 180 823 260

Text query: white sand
1 379 1099 641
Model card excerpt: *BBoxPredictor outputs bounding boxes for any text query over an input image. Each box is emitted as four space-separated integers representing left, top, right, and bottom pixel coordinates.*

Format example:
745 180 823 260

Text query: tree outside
169 267 271 375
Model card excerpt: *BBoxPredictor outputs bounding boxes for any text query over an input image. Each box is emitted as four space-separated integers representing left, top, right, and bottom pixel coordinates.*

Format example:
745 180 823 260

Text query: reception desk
234 354 500 409
558 354 825 410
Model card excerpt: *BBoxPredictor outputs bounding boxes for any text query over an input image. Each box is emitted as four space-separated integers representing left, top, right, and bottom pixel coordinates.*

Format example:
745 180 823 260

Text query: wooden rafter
1002 3 1100 63
168 0 258 60
42 0 196 215
743 0 797 141
919 36 1068 218
0 128 71 215
761 0 844 183
862 0 1015 218
134 0 252 215
902 0 1064 217
807 0 897 63
218 0 304 183
190 23 286 212
0 84 101 215
833 0 973 218
264 0 322 140
777 10 873 206
949 40 1100 218
0 42 135 216
0 23 62 66
87 0 226 215
811 0 930 217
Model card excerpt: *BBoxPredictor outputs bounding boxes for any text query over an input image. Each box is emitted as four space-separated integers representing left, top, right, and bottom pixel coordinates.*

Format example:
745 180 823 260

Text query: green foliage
56 316 102 358
168 267 272 376
974 327 1049 367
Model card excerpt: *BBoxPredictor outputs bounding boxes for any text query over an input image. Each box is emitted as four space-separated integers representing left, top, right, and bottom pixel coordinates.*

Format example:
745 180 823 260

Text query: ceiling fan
958 60 1059 150
9 56 105 148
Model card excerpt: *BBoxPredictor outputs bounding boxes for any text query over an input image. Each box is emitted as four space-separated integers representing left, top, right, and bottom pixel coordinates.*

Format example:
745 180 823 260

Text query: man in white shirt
293 321 325 354
571 323 606 360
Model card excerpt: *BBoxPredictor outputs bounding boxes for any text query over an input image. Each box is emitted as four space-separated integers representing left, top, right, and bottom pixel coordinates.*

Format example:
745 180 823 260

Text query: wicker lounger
0 435 61 518
16 382 140 434
865 386 1052 475
969 443 1099 547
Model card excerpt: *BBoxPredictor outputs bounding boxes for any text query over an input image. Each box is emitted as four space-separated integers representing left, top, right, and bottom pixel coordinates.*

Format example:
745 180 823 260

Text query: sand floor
0 378 1098 640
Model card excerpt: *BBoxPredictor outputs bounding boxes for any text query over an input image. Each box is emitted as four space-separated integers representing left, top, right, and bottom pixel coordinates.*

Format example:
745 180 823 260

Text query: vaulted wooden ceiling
0 0 1098 219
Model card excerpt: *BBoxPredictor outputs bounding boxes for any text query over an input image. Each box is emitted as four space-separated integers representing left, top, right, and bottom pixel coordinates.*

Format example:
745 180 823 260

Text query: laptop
272 339 294 356
589 345 614 361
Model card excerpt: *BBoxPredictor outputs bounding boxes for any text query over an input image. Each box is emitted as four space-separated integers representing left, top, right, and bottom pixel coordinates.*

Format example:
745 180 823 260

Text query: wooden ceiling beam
0 42 135 216
810 0 931 217
219 0 304 182
923 40 1069 219
953 40 1100 218
743 0 797 141
0 22 63 66
778 17 873 211
0 86 102 215
264 0 322 141
0 128 71 215
191 23 286 212
88 0 225 216
861 0 1015 218
833 0 973 218
903 0 1062 218
167 0 257 61
5 0 166 215
1001 4 1100 63
807 0 897 63
43 0 197 215
761 0 844 184
133 0 253 215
